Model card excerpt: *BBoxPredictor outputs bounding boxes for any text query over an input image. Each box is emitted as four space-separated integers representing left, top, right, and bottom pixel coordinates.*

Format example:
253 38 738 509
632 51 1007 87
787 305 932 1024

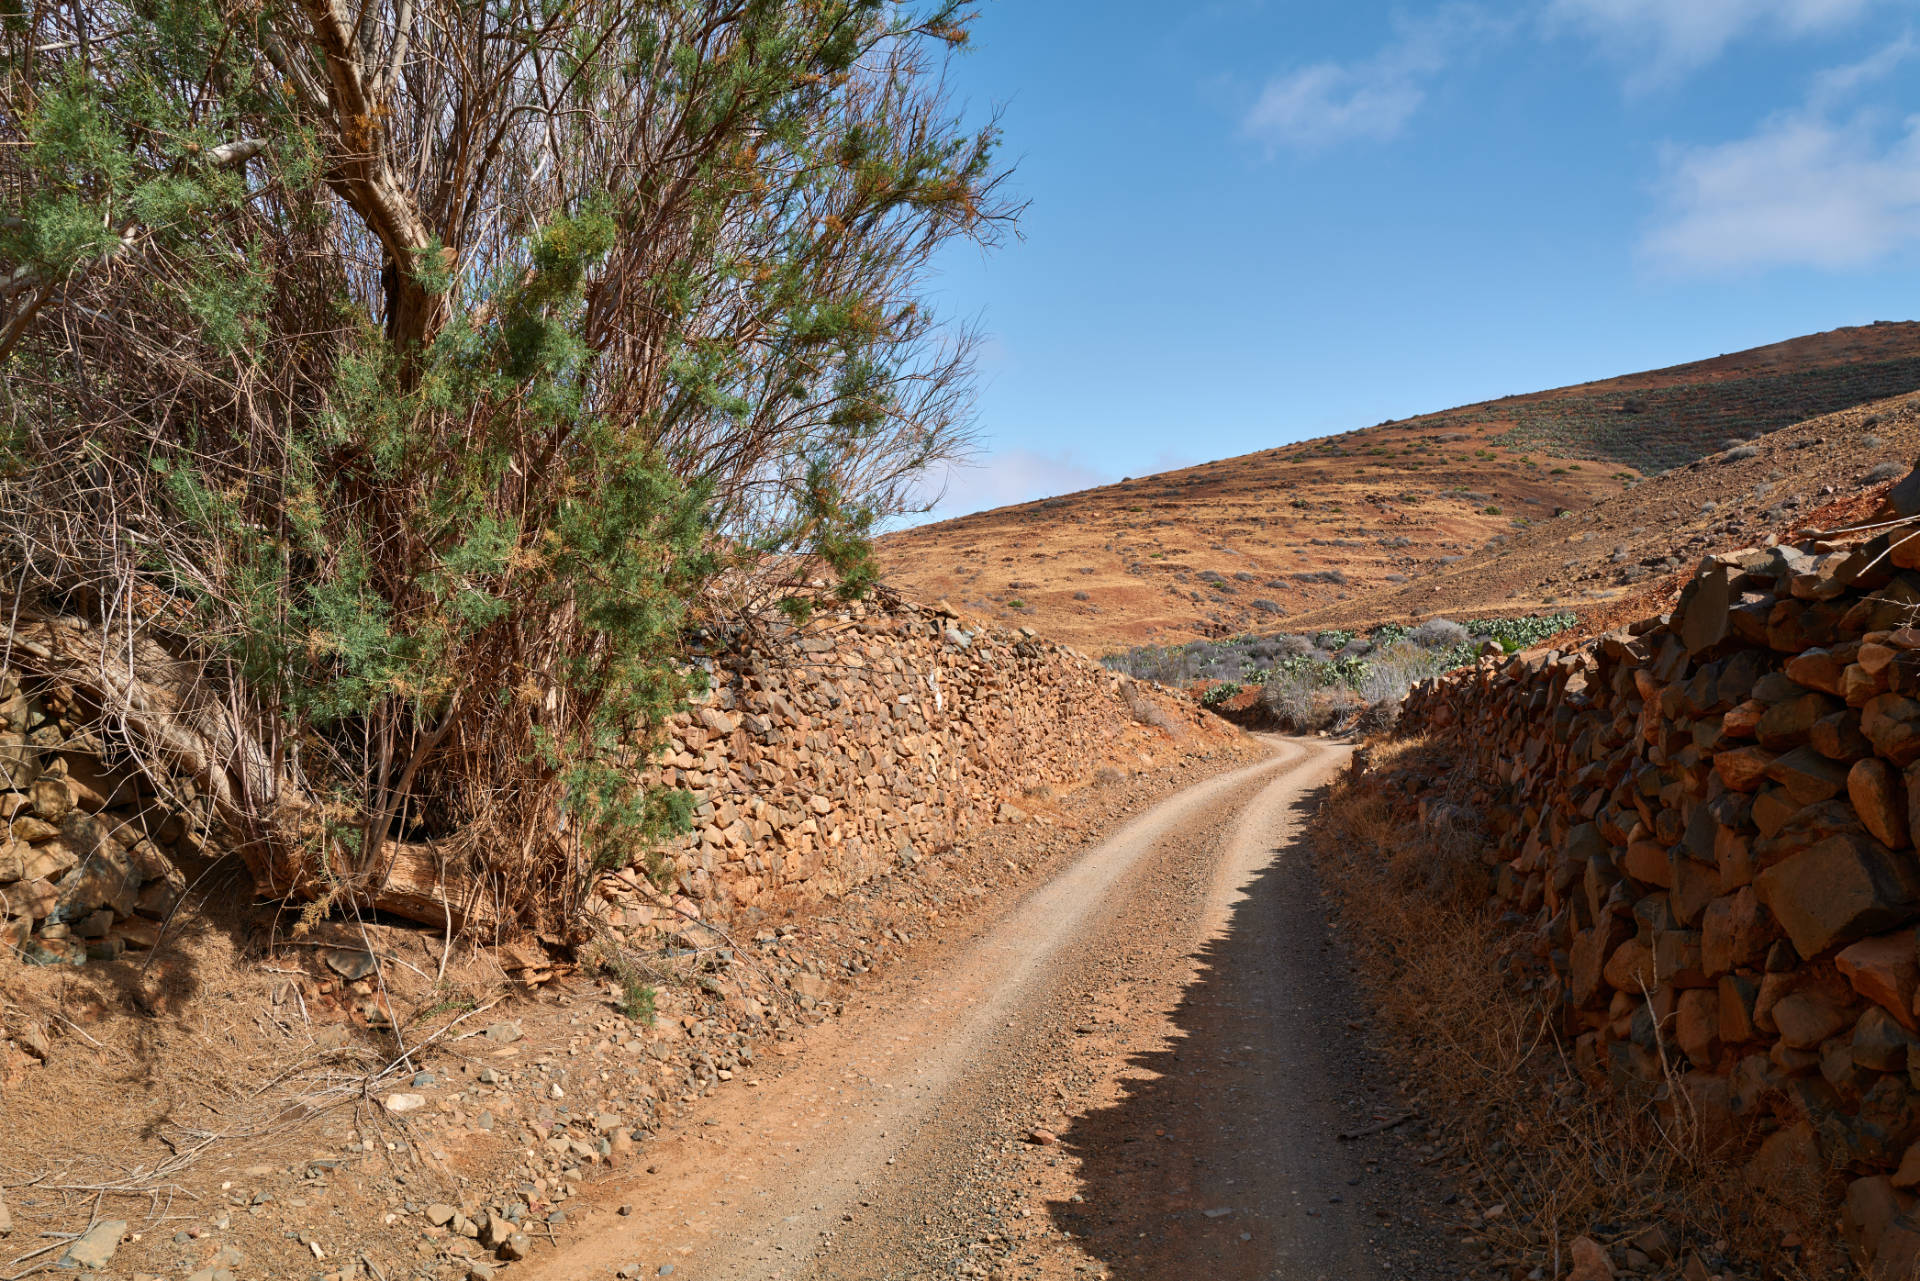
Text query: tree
0 0 1016 934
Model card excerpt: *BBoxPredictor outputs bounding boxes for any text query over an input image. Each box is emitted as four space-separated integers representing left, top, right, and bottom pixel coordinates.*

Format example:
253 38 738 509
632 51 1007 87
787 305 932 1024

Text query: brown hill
876 322 1920 654
1295 390 1920 635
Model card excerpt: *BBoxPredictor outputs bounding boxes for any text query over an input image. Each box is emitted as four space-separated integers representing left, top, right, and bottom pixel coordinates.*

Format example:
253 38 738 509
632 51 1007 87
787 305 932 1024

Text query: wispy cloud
1642 38 1920 272
1242 7 1500 152
896 448 1112 526
1548 0 1881 88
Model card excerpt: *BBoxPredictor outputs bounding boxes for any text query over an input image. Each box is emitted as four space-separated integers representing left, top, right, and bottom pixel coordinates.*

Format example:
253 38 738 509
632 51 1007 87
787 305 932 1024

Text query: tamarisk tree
0 0 1014 933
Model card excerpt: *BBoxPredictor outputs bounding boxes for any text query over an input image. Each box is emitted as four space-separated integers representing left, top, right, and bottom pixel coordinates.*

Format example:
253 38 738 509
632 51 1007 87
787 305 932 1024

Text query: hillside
1296 390 1920 633
876 322 1920 654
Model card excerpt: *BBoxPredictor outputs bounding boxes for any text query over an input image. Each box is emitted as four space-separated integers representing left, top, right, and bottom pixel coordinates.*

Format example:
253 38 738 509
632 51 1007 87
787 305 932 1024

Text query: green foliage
618 979 658 1025
2 0 1014 932
1199 681 1243 708
1464 613 1576 651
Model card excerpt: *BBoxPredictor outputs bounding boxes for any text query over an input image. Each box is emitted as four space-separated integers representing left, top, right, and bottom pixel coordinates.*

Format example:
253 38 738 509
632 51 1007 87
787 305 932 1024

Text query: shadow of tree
1045 785 1470 1281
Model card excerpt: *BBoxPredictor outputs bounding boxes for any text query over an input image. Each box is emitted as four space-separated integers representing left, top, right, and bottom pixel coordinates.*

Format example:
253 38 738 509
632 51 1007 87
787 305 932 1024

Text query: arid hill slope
876 322 1920 654
1295 390 1920 633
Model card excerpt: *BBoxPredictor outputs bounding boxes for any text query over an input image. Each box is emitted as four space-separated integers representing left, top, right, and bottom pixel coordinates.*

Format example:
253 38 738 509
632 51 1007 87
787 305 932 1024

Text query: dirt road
522 738 1469 1281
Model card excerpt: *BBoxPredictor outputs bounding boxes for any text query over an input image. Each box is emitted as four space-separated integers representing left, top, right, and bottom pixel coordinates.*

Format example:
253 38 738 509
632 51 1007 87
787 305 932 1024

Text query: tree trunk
7 614 504 933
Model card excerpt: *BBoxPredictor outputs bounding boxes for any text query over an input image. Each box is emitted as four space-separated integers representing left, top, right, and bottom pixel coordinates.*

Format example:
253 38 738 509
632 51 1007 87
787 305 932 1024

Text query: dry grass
1311 737 1843 1279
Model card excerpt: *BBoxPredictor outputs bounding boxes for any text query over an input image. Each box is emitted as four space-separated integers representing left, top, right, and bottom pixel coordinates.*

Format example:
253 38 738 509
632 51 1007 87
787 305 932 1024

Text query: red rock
1757 831 1920 957
1715 826 1754 891
1837 930 1920 1031
1849 662 1891 707
1715 746 1776 792
1853 1006 1918 1071
1723 700 1765 738
1766 744 1851 805
1752 786 1801 840
1571 914 1635 1007
1852 758 1912 848
1863 642 1902 675
1676 988 1721 1066
1865 694 1920 765
1814 710 1876 760
1702 888 1778 975
1772 991 1849 1048
1567 1235 1614 1281
1747 1121 1821 1191
1719 973 1759 1042
1670 855 1719 926
1894 1141 1920 1190
1677 563 1732 654
1787 648 1848 695
1653 929 1705 986
1603 938 1658 994
1760 692 1841 749
1622 839 1673 887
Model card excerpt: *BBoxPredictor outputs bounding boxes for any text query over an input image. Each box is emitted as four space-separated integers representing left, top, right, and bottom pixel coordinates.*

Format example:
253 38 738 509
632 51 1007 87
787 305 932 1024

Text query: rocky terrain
877 323 1920 654
1343 503 1920 1278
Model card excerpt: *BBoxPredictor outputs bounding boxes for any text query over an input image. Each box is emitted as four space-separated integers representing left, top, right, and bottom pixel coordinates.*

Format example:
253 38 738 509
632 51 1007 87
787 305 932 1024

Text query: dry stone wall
1374 523 1920 1279
0 670 200 965
0 594 1232 967
588 595 1233 936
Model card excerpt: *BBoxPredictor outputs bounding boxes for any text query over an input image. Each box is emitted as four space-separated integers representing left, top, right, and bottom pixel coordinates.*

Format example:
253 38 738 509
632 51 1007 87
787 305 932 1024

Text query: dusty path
522 738 1469 1281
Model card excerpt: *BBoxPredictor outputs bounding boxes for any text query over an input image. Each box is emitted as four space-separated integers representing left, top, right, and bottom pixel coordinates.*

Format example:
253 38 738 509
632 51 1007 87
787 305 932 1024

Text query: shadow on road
1044 784 1465 1281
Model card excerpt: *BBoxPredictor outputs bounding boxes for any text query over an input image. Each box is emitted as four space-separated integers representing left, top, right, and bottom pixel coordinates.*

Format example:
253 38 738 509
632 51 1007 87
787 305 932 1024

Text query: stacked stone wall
589 596 1234 934
1372 524 1920 1276
0 595 1234 964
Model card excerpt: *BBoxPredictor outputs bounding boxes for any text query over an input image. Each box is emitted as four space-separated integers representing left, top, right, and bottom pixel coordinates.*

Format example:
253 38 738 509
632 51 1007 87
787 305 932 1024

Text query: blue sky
903 0 1920 523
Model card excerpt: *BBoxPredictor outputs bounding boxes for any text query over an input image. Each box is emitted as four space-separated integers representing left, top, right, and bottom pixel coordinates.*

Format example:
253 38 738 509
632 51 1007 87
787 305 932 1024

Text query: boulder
1757 832 1920 957
1678 562 1731 655
1855 1006 1919 1072
1715 746 1775 792
1837 931 1920 1031
1759 692 1840 749
1772 991 1849 1049
1702 888 1777 975
1852 758 1912 848
1866 694 1920 765
1675 988 1721 1066
1766 744 1851 805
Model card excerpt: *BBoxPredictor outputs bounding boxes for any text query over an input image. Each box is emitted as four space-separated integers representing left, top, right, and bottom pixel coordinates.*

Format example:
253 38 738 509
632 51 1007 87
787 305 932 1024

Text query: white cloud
1548 0 1880 86
1643 40 1920 272
895 449 1112 526
1242 8 1499 152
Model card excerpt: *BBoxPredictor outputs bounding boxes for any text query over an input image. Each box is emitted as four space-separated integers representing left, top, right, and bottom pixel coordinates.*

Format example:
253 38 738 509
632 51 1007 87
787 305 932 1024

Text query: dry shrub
1311 739 1840 1278
1126 693 1180 736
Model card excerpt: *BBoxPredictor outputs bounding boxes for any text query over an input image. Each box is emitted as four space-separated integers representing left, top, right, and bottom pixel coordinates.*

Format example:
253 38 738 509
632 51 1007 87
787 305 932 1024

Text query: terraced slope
1292 391 1920 634
876 322 1920 654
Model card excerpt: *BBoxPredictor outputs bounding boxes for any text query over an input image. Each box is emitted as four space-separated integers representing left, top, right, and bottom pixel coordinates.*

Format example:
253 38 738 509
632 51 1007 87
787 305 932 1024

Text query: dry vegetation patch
1311 740 1842 1281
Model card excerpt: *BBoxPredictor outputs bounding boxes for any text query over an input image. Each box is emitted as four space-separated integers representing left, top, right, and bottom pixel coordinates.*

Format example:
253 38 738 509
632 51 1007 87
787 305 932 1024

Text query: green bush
1200 682 1244 708
0 0 1015 931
